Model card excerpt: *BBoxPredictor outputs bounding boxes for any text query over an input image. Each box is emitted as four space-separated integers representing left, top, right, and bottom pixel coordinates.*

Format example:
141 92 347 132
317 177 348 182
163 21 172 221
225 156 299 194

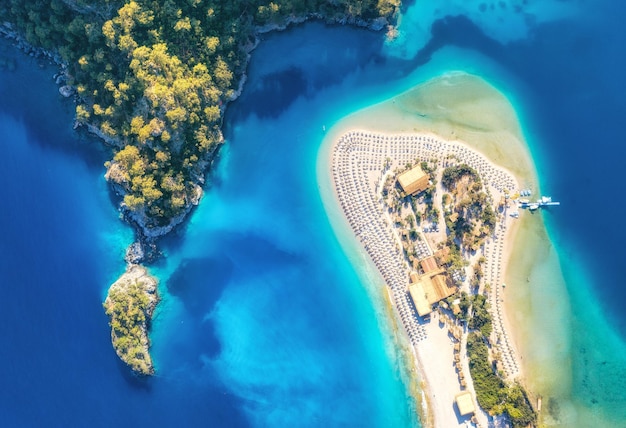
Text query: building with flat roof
408 282 432 317
397 165 429 195
408 267 456 318
455 391 476 416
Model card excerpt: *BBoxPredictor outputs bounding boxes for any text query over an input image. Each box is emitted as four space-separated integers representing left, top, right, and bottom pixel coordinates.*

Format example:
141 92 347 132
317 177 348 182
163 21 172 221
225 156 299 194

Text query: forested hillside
1 0 398 236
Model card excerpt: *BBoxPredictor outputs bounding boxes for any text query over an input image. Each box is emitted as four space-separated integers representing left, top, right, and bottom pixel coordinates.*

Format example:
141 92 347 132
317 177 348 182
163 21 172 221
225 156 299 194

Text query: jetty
519 196 560 211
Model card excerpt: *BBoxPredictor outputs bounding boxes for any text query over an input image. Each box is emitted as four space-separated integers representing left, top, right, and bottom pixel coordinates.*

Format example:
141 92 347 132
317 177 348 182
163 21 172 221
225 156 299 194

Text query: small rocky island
103 264 159 376
1 0 399 375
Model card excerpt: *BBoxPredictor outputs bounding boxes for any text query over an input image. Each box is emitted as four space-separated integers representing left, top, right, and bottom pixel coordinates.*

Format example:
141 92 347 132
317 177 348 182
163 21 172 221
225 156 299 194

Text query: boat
519 195 560 210
538 196 560 207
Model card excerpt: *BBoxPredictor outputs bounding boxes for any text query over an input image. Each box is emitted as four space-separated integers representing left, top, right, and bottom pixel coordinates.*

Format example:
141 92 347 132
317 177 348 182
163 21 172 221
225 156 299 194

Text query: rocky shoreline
108 12 395 263
3 13 394 262
2 11 394 375
0 22 66 66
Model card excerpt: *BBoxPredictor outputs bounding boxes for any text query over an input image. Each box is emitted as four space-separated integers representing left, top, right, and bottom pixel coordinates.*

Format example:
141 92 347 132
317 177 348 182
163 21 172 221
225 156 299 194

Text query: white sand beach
317 73 574 427
326 129 522 427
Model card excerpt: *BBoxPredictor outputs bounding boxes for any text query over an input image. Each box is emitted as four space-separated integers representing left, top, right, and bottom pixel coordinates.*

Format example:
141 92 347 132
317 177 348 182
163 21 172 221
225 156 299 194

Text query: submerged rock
59 85 74 97
125 242 145 264
103 264 159 376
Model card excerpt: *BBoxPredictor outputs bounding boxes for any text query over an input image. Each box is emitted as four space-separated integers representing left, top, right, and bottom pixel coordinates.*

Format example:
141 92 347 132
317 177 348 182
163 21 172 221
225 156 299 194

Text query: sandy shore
326 129 523 427
317 73 554 427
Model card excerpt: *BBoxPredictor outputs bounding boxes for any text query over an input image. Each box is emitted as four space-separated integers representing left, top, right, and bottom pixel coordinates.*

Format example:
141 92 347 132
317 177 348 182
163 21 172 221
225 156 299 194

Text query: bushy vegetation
467 333 536 427
467 294 492 337
441 163 479 191
2 0 399 228
442 163 496 251
469 256 485 290
467 333 504 409
104 278 156 375
496 383 537 428
439 239 464 282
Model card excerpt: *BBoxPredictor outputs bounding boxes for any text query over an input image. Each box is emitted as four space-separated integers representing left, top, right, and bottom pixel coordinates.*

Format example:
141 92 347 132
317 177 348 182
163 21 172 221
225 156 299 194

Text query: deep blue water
0 29 417 427
1 0 626 426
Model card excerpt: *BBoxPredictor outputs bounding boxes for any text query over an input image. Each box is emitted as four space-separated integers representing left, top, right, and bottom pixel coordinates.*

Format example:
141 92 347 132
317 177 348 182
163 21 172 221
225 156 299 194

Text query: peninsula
1 0 398 246
1 0 398 374
319 73 542 427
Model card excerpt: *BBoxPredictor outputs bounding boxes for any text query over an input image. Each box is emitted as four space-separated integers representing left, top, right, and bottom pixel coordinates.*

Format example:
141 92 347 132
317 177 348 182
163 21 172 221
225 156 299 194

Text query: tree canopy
104 278 156 375
2 0 399 229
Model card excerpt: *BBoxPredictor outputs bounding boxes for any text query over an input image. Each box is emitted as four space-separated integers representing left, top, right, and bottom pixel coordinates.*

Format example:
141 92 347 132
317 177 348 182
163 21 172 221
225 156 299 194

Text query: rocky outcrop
6 13 393 260
228 12 392 117
105 155 206 260
0 22 66 66
123 195 200 239
59 85 74 97
103 264 159 376
3 11 396 376
254 12 389 35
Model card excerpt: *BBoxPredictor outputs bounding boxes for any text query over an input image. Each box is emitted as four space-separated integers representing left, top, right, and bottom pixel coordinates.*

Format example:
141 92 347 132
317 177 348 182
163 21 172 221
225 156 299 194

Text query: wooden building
420 256 439 274
397 165 429 195
408 262 456 318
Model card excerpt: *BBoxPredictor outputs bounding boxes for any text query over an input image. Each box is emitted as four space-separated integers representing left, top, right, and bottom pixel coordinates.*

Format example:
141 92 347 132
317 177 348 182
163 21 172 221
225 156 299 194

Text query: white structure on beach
455 391 477 416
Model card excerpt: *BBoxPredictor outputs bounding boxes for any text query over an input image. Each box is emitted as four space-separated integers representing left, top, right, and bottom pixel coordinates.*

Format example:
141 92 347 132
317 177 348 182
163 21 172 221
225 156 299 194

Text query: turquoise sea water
1 0 626 426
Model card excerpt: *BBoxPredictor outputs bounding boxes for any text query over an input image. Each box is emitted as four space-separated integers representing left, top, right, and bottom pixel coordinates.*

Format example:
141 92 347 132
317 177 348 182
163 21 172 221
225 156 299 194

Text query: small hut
455 391 476 416
397 165 429 195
